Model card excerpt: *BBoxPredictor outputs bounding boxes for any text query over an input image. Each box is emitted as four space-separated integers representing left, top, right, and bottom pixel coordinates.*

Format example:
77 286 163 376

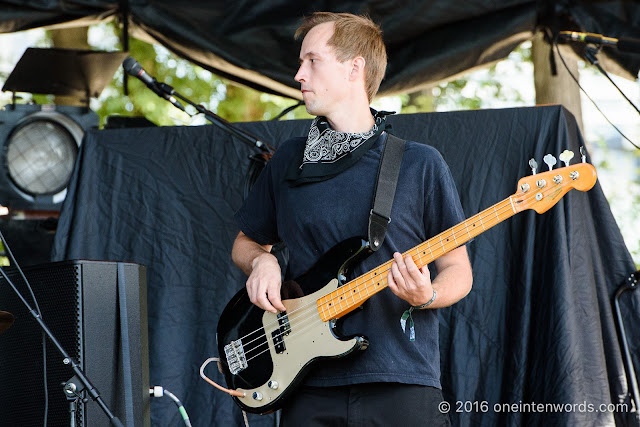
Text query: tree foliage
88 22 311 128
400 43 533 114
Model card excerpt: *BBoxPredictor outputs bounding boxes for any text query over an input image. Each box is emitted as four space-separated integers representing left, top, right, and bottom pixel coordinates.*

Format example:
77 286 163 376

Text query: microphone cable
582 45 640 116
553 36 640 150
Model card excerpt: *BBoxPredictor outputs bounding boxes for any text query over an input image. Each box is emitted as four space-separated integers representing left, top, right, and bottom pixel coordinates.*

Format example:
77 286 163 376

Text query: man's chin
303 102 323 117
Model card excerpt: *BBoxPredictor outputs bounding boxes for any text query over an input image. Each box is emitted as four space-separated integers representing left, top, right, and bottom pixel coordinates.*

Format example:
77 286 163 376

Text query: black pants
279 383 451 427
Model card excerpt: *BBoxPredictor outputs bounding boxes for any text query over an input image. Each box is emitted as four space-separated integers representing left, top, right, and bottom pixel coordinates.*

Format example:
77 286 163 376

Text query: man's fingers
247 280 285 313
404 254 423 282
268 288 286 312
389 257 404 286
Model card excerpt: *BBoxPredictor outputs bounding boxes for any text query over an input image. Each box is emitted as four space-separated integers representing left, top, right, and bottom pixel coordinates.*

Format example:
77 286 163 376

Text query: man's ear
350 56 366 81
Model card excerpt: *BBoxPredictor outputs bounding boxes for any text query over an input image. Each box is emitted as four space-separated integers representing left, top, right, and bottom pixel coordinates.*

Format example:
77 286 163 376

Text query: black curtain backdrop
51 106 639 426
0 1 639 97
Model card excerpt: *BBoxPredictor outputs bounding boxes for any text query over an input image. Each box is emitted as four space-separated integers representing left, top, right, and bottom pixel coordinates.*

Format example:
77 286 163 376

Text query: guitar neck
317 196 518 321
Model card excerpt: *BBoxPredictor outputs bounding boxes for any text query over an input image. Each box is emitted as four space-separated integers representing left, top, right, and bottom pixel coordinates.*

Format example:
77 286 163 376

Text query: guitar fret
359 278 367 300
327 300 334 316
356 283 364 302
465 220 472 240
349 283 357 305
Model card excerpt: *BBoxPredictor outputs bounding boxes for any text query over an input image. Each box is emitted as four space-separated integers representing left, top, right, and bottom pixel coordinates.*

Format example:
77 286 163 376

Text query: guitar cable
200 358 250 427
200 357 245 397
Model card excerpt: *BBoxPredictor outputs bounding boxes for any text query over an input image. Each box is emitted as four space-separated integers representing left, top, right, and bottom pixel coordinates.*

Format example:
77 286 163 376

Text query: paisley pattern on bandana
302 117 378 165
285 109 392 186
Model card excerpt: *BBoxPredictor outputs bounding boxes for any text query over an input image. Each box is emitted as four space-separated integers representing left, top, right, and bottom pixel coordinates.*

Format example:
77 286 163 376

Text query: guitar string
302 165 587 324
240 181 560 361
241 195 531 361
241 197 516 362
239 198 510 353
237 172 580 363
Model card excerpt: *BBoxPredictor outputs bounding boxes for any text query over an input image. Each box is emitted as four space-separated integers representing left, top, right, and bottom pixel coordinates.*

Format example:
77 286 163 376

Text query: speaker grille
0 260 149 427
0 262 82 425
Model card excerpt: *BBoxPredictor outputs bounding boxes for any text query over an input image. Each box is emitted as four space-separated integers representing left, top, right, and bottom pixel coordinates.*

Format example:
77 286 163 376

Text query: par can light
0 104 98 211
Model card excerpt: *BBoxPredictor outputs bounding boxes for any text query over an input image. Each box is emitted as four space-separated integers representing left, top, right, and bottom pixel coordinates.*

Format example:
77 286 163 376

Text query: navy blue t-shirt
235 133 466 388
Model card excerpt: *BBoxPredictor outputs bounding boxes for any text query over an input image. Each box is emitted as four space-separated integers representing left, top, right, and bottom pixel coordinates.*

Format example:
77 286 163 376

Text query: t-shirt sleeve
233 137 304 246
234 161 279 245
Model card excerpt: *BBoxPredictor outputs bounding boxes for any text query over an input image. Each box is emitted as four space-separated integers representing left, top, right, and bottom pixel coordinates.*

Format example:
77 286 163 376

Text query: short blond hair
295 12 387 101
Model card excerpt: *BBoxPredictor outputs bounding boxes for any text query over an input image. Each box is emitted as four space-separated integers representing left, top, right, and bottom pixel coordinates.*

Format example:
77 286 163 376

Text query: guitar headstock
512 150 597 214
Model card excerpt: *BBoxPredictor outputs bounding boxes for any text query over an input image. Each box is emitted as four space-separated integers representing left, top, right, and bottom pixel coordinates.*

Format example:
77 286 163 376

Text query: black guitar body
216 236 372 413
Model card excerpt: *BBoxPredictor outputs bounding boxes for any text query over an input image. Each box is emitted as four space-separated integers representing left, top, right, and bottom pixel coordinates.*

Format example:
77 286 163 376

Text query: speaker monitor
0 260 150 426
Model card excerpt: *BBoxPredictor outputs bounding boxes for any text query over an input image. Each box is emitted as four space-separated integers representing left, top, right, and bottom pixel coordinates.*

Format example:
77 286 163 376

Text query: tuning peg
580 146 587 163
543 154 557 171
559 150 574 167
529 158 538 175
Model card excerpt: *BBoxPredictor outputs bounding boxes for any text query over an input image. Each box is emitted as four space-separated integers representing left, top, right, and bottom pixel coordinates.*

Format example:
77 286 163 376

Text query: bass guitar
215 151 597 414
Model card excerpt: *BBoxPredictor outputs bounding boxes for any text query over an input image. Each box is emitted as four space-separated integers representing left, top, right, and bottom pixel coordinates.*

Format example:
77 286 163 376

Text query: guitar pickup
272 329 286 353
271 311 291 354
277 311 291 335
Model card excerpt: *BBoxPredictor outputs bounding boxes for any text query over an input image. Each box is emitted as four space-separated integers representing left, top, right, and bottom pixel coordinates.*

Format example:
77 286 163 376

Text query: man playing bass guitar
231 11 473 426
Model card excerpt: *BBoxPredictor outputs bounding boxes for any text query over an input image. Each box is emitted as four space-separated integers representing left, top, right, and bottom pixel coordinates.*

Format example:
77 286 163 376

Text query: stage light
0 104 98 210
0 47 127 212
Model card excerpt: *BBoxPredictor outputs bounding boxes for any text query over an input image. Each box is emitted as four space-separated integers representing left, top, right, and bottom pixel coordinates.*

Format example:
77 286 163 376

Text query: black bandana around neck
286 109 393 186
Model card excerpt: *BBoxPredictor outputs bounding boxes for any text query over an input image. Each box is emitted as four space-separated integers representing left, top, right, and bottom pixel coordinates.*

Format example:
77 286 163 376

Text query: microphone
558 31 640 54
122 57 186 111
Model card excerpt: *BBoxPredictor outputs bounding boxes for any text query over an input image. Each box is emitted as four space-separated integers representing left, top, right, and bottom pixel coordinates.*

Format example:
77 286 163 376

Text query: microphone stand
156 82 275 155
0 261 124 427
155 82 275 197
613 270 640 424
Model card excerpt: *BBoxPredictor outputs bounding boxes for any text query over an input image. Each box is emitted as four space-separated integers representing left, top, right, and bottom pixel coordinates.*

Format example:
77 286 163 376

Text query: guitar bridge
224 339 248 375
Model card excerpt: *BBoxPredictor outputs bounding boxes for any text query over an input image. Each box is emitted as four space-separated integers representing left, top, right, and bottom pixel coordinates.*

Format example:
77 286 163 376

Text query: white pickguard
235 278 360 410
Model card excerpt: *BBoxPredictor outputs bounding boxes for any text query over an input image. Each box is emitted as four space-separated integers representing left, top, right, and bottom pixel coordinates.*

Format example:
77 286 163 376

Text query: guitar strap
368 132 405 251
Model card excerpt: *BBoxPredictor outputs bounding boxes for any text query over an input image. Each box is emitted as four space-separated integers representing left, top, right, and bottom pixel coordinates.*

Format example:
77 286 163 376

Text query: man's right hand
246 252 286 313
231 231 286 313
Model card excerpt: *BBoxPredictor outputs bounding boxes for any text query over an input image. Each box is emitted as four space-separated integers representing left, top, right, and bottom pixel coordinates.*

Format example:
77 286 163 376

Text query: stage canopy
0 1 639 98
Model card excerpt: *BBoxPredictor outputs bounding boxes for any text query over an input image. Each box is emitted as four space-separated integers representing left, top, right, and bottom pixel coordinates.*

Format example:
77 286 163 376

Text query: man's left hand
387 252 433 306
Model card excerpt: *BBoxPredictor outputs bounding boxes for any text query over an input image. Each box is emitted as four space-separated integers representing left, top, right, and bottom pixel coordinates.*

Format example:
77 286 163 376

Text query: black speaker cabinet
0 260 150 426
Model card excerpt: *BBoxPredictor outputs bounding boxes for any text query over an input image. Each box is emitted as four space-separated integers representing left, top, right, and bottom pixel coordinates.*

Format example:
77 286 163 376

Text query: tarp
51 105 640 426
0 1 639 98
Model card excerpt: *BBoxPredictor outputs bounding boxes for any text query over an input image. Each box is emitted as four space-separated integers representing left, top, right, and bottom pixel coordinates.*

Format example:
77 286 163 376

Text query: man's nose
294 64 306 82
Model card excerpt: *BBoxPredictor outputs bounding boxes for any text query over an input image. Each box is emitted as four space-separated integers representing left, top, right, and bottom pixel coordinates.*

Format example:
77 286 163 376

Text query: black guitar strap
368 132 405 251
